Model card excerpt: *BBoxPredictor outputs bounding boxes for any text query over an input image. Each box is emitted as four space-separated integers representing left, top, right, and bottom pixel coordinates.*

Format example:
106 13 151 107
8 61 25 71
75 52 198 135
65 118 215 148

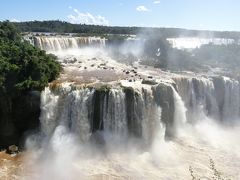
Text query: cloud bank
10 18 20 22
67 8 109 26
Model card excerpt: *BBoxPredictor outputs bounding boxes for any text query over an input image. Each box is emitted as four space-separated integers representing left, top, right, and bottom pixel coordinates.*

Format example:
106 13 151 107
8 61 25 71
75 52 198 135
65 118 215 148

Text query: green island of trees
0 21 61 97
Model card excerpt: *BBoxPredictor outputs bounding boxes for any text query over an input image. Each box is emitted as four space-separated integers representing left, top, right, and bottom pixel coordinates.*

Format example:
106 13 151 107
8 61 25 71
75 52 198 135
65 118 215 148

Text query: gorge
1 34 240 179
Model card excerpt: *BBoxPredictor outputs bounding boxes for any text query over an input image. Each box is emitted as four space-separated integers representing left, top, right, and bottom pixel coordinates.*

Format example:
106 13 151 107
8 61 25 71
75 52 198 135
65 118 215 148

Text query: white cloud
153 1 160 4
67 8 109 26
10 18 20 22
136 5 150 12
68 6 72 9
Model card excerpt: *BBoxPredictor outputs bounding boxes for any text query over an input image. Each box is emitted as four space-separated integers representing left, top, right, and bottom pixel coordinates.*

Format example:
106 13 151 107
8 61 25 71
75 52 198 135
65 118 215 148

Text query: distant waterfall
174 76 240 123
34 36 106 51
217 77 240 121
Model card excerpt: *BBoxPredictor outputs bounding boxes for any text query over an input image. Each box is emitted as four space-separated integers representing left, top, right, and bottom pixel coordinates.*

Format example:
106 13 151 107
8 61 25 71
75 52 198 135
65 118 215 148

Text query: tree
0 21 61 97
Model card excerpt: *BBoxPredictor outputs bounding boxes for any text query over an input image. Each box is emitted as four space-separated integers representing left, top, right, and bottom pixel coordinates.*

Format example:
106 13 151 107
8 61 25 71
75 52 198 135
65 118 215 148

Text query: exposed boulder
0 92 40 149
6 145 19 154
142 79 158 85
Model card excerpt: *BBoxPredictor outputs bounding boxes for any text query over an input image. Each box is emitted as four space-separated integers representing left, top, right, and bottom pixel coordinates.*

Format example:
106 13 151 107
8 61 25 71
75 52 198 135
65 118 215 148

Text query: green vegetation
139 38 240 75
12 20 240 76
111 37 205 72
14 20 240 39
15 20 138 35
193 44 240 76
0 21 61 97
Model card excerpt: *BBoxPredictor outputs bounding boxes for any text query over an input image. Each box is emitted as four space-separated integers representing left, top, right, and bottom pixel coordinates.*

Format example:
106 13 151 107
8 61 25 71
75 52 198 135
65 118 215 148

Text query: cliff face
1 35 240 149
37 75 240 146
0 92 40 148
0 74 239 149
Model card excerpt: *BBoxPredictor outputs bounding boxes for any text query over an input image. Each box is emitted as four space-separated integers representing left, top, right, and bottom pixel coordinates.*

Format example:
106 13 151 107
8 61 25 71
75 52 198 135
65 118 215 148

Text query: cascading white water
137 88 162 144
40 85 95 141
16 34 240 179
39 85 167 145
40 87 60 136
34 36 106 51
222 77 240 121
172 86 187 131
103 89 128 137
167 37 236 49
23 76 240 179
174 76 240 123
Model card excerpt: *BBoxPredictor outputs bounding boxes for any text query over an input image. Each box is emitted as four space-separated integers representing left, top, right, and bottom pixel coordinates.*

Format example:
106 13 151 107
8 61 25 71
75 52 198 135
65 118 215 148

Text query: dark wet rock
123 87 143 138
90 131 105 146
212 76 226 120
63 58 77 64
142 79 158 85
0 92 40 148
126 71 130 74
63 59 68 64
6 145 19 154
152 83 175 138
91 90 109 132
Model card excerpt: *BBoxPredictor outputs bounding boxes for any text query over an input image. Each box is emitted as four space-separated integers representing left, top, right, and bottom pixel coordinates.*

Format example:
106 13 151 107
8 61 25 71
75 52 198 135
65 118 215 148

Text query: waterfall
174 76 240 123
34 36 106 51
172 86 187 130
103 89 128 137
40 85 95 141
174 77 218 122
40 87 60 136
167 37 236 49
39 84 177 146
39 76 240 147
221 77 240 121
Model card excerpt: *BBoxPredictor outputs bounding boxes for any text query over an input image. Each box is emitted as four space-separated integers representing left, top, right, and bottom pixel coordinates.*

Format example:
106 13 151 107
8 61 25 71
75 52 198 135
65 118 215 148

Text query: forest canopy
0 21 61 97
14 20 240 39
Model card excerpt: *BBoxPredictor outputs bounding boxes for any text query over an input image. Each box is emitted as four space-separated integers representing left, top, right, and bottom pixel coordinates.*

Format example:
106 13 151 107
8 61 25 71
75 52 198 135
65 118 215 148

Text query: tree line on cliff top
14 20 240 39
0 21 61 97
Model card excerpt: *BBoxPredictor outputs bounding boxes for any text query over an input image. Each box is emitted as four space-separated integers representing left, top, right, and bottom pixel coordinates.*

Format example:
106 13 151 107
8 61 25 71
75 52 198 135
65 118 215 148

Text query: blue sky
0 0 240 31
